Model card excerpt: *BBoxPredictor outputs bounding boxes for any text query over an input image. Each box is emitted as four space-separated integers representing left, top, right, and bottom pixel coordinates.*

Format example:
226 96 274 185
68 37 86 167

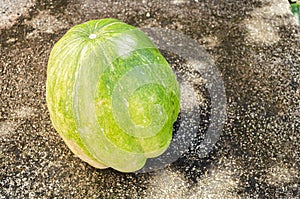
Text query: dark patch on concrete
0 0 72 47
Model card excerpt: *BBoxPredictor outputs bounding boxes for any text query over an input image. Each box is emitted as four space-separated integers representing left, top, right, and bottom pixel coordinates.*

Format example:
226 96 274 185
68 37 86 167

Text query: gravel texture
0 0 299 198
0 0 36 29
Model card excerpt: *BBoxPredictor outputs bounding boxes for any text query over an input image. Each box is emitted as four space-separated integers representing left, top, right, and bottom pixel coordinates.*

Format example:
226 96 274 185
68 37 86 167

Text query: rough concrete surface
0 0 299 198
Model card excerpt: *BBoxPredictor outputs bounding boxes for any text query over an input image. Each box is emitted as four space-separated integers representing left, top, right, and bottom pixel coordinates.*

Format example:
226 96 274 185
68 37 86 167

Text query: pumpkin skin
46 18 180 172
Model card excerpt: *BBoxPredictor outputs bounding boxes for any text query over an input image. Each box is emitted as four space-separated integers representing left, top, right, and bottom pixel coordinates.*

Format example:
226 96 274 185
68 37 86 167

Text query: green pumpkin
46 18 180 172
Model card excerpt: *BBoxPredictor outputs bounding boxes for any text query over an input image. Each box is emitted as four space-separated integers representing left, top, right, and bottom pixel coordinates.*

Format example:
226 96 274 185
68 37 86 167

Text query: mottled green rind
46 18 180 172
